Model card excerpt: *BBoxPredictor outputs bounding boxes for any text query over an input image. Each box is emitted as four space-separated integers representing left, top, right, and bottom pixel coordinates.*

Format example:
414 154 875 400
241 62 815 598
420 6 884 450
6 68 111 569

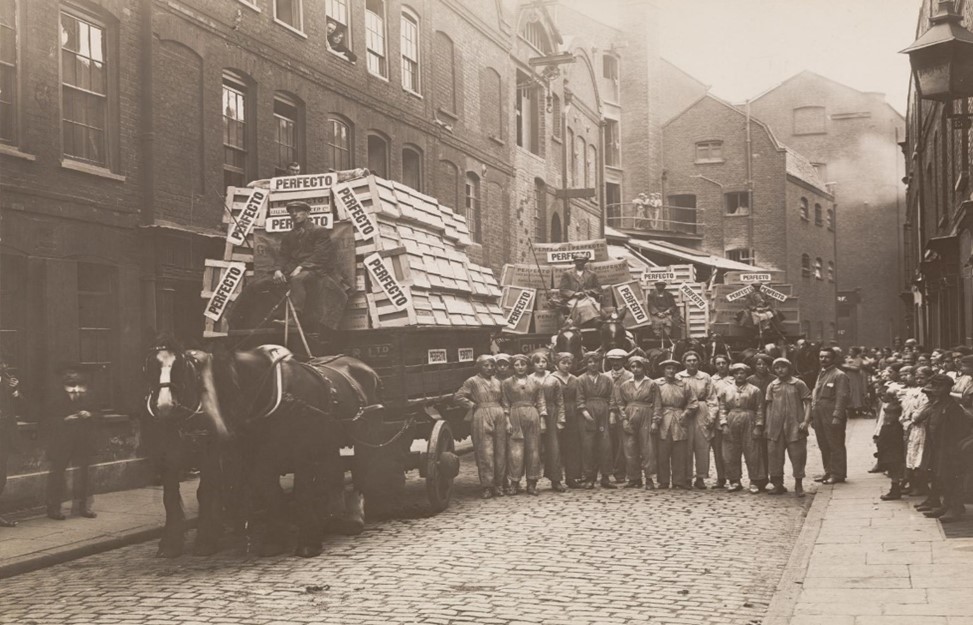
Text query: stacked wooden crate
642 264 710 339
709 271 801 338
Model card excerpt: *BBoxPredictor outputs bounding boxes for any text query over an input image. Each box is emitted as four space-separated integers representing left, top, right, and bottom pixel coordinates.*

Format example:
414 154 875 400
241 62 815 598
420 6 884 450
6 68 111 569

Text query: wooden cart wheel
425 420 459 513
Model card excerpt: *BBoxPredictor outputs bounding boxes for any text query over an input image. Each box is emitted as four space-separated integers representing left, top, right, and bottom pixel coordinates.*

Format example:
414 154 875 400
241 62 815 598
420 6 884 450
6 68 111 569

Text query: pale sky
655 0 922 115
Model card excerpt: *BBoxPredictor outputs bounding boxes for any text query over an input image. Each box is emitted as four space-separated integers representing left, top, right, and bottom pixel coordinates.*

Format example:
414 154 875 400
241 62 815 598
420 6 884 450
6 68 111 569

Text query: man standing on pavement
676 351 716 489
46 364 99 520
454 355 507 499
812 347 851 485
764 358 812 497
605 349 633 483
655 359 698 490
719 363 765 493
921 374 972 523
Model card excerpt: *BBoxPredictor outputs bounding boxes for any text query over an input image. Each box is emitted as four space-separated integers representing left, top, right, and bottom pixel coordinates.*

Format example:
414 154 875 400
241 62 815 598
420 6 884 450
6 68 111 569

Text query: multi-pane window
365 0 387 77
587 144 597 192
605 119 620 167
401 10 420 93
521 20 551 53
327 118 352 170
273 95 299 175
78 262 116 409
814 257 823 280
726 248 752 265
814 203 823 226
603 54 619 102
573 135 585 187
274 0 303 32
222 74 248 188
695 140 723 163
827 207 835 230
402 146 422 191
827 261 835 282
799 197 809 220
515 70 539 154
801 253 811 277
367 133 388 178
0 254 26 370
725 191 750 216
465 173 481 243
0 0 17 145
61 10 108 166
325 0 354 61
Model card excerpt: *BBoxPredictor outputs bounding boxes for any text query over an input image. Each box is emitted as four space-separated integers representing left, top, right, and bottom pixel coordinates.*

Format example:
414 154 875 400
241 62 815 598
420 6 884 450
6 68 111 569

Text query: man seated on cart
555 255 603 327
738 282 784 337
237 201 349 333
646 280 682 339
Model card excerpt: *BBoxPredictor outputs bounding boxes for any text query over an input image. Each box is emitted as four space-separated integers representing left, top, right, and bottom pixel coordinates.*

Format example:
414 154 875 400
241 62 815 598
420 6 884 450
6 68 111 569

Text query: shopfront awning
626 238 771 273
139 220 225 239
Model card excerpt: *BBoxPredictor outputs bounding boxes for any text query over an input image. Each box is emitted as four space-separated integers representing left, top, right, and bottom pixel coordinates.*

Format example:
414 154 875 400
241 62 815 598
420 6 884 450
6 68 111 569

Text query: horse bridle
144 346 204 422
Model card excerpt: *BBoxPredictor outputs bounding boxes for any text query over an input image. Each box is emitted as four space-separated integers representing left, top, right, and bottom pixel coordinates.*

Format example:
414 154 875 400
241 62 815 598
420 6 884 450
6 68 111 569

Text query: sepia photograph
1 0 972 623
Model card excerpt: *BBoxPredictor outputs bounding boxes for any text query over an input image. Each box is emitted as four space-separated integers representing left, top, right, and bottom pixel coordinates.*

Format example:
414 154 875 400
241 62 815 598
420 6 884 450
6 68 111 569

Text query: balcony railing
606 202 703 235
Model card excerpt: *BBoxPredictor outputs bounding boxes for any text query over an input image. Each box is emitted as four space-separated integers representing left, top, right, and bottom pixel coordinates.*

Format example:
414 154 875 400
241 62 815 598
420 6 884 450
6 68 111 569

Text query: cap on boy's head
286 201 311 214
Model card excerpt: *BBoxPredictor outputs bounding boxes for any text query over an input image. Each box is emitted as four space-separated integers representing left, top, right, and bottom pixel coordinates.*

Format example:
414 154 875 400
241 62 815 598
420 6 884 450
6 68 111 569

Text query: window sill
235 0 261 12
402 87 423 99
695 159 725 165
489 135 505 147
437 107 459 122
955 171 969 193
368 70 390 83
326 48 356 64
725 212 750 217
800 216 809 223
0 144 37 161
61 159 126 182
552 135 562 145
606 164 623 172
273 18 307 39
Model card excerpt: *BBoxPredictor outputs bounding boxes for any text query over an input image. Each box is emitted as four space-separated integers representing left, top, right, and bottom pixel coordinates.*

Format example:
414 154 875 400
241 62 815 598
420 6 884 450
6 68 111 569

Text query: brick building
663 94 837 340
0 0 665 504
902 0 973 348
750 71 907 348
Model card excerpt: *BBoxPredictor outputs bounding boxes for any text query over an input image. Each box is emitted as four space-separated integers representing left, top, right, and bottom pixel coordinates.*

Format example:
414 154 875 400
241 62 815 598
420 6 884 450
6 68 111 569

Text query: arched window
801 253 811 277
573 134 585 187
587 144 597 191
520 19 552 54
222 70 253 187
327 116 353 170
367 132 388 178
814 203 823 226
799 197 809 221
827 260 835 282
400 8 420 93
535 178 547 242
434 32 456 114
550 212 563 243
365 0 387 77
827 207 835 230
402 145 422 191
481 68 502 139
273 92 303 175
814 257 823 280
465 172 481 243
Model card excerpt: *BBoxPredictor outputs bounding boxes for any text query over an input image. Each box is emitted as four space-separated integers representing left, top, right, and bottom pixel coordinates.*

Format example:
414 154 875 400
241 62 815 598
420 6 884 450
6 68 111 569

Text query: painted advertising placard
204 262 247 321
612 281 651 328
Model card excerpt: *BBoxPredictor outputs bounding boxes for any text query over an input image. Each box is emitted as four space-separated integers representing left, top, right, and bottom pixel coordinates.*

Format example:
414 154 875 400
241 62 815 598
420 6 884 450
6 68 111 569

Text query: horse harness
144 346 204 425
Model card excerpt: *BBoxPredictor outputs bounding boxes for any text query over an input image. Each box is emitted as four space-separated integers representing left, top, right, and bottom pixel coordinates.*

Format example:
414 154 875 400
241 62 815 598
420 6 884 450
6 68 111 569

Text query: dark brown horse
144 338 233 558
203 345 380 557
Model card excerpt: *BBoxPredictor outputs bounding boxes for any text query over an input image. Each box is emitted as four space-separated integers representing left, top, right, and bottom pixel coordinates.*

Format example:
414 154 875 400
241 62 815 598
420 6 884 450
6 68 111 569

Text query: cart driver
557 255 602 326
646 281 681 339
741 282 782 335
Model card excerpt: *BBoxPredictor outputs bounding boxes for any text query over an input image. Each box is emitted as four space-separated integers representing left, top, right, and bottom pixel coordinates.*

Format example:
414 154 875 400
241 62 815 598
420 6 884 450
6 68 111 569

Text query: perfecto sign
761 285 788 303
645 270 677 283
726 285 754 302
738 273 773 283
334 184 376 240
505 287 536 331
270 173 337 193
363 252 409 310
204 262 247 321
679 282 707 309
265 212 334 233
614 282 650 326
546 249 595 263
227 188 268 246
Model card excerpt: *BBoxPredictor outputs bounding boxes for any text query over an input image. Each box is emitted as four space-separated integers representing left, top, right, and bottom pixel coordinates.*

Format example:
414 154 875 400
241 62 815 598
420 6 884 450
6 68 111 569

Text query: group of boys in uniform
454 346 823 499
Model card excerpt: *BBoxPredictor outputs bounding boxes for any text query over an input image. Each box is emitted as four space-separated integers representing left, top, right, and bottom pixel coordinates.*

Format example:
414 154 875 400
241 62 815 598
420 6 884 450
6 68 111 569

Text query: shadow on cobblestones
1 455 813 625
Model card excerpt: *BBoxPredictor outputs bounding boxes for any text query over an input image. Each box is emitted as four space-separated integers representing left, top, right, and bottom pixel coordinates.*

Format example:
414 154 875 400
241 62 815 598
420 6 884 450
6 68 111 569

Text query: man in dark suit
811 347 851 485
46 364 99 520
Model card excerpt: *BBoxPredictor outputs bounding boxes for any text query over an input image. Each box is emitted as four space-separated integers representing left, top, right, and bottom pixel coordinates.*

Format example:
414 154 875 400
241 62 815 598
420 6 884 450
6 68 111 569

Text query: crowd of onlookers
868 340 973 522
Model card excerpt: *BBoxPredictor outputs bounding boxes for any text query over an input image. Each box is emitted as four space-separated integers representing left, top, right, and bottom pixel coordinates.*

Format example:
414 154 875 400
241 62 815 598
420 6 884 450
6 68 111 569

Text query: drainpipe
140 0 157 332
745 99 754 264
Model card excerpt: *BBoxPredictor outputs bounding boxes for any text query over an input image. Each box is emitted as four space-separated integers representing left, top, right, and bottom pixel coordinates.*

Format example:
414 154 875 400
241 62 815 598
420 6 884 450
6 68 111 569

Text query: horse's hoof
295 544 323 558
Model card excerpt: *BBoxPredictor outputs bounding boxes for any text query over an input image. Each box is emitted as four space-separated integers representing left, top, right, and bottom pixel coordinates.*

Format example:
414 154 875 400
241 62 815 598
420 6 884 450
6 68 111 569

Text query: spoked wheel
425 420 459 513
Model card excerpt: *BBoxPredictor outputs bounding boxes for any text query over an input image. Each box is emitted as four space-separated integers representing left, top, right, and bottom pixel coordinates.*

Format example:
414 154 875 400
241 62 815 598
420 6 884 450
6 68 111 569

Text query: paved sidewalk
765 416 973 625
0 479 199 579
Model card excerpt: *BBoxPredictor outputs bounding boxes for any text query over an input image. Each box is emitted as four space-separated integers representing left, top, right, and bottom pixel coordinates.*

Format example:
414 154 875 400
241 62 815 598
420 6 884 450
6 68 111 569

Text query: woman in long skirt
532 352 566 492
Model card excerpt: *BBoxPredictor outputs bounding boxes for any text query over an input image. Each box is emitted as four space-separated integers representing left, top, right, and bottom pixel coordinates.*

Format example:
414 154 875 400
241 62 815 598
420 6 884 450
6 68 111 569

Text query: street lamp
901 0 973 101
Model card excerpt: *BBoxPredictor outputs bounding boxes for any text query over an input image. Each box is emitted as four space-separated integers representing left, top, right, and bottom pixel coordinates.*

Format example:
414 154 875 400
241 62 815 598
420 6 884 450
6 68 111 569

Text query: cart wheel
426 420 459 513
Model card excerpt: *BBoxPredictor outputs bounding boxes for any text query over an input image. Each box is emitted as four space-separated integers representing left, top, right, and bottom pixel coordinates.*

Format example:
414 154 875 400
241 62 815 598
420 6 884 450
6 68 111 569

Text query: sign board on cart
204 261 247 321
503 286 536 334
226 188 268 246
644 270 677 283
534 239 610 263
611 281 651 328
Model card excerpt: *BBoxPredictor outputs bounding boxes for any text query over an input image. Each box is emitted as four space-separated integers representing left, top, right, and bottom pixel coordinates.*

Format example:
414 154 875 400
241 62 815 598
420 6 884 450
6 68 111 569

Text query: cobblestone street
0 453 814 625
